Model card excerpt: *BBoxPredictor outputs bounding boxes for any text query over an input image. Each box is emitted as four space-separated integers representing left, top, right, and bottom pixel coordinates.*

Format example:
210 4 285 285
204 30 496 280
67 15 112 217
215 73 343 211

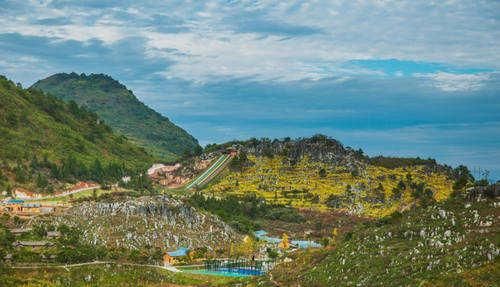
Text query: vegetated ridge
32 72 201 161
204 135 462 217
0 75 153 193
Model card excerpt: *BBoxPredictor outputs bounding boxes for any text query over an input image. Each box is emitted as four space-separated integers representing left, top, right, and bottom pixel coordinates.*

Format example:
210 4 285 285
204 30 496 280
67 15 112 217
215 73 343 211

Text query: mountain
0 75 153 192
32 73 201 161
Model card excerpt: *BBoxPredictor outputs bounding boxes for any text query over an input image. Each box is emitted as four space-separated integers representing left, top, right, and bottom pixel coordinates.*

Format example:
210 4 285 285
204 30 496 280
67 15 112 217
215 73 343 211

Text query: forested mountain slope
0 75 153 192
32 73 201 161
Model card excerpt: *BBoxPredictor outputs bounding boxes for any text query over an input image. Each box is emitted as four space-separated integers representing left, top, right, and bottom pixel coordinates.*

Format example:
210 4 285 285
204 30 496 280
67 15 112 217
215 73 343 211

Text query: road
9 260 180 272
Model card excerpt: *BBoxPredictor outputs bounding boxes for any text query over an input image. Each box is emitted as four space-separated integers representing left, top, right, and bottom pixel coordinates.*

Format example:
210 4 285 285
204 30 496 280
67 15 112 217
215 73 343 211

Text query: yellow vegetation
205 155 454 218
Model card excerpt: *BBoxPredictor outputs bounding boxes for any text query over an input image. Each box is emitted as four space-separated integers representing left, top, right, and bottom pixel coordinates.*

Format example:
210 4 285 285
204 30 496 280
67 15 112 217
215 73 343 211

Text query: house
13 241 53 248
47 231 61 238
3 201 55 216
9 228 32 236
147 164 167 176
163 247 190 266
226 147 238 156
163 252 175 266
13 188 42 200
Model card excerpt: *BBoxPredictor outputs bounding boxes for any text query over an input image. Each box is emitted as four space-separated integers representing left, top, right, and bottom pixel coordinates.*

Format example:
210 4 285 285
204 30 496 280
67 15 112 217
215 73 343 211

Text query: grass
0 263 251 286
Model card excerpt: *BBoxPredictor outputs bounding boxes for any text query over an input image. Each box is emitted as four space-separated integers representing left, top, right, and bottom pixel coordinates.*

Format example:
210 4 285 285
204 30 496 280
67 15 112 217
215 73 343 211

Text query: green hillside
269 196 499 286
32 73 201 161
203 136 457 218
0 75 153 192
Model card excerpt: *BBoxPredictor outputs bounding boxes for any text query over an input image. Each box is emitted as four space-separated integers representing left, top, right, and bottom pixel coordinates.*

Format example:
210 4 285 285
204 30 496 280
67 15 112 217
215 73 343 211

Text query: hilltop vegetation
269 196 499 286
0 75 153 193
32 73 201 161
204 136 455 218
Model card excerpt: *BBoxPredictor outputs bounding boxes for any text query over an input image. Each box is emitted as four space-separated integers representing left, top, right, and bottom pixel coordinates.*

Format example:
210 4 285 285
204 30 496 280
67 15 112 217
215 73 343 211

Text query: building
13 188 42 200
163 252 175 266
226 147 238 156
9 228 32 236
47 231 61 238
2 199 55 216
12 241 53 249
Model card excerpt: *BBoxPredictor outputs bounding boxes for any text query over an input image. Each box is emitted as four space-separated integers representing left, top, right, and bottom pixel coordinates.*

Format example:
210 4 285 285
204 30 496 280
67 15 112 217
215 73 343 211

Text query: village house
12 240 53 249
13 188 42 200
2 199 55 216
163 252 175 266
46 231 61 239
9 228 33 236
163 247 190 266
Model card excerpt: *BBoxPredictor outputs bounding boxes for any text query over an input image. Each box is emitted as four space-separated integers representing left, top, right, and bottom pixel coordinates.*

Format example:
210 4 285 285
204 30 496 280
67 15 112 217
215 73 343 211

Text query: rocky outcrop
213 135 363 170
34 195 240 251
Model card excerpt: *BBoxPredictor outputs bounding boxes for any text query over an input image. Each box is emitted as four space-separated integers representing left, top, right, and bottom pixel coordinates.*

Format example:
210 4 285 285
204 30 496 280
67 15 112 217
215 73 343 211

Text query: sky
0 0 499 180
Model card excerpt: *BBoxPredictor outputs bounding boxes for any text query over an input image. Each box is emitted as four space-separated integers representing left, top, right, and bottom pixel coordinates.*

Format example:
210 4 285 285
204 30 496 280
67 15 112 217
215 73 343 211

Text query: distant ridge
32 72 201 161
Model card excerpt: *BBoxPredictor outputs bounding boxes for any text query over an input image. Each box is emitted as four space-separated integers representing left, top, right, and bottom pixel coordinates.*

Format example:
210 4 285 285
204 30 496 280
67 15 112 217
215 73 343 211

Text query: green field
0 263 252 287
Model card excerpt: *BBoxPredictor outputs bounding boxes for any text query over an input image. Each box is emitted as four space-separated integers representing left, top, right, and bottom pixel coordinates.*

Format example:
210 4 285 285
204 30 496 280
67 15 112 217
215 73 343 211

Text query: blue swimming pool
182 267 264 277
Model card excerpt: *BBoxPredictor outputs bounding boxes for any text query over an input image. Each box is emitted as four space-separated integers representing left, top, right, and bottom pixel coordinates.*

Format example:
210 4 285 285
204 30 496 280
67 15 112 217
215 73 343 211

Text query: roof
167 247 189 257
6 199 24 204
291 240 322 249
254 230 267 237
254 230 282 244
47 231 61 237
9 228 32 234
13 241 53 247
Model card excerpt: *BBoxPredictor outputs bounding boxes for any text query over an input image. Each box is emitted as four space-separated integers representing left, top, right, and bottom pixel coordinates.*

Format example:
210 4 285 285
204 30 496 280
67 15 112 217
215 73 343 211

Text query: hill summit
32 73 201 161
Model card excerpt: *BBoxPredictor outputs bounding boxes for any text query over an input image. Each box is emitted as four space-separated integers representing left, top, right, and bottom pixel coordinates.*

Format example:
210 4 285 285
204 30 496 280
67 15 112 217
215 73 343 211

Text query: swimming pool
182 267 264 277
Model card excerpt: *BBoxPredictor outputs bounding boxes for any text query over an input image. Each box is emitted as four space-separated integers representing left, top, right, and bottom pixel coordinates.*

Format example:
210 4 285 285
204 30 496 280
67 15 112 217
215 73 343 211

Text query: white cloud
0 0 499 83
418 72 491 92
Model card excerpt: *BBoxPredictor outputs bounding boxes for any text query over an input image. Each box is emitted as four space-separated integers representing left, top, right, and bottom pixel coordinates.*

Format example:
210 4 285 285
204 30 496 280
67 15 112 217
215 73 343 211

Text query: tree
279 233 290 250
453 165 474 195
14 165 27 183
91 159 104 183
374 183 385 202
318 168 327 178
36 173 48 189
266 247 279 260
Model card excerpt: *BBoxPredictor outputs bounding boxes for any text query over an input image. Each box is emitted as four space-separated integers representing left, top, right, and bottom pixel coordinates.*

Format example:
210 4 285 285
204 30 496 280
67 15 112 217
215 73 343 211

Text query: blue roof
291 240 322 249
254 230 267 237
167 247 189 257
7 199 24 204
254 230 281 244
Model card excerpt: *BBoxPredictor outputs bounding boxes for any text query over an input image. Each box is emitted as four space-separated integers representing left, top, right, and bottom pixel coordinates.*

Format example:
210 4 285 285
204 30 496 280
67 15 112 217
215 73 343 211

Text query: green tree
36 173 49 189
453 165 474 195
318 168 327 178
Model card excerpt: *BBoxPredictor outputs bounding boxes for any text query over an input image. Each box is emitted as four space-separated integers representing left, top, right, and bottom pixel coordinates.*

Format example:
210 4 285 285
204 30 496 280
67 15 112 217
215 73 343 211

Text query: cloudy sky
1 0 499 179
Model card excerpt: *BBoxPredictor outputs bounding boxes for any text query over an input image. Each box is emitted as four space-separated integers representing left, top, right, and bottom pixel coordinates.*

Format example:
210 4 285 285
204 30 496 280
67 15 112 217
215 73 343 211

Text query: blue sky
0 0 499 180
